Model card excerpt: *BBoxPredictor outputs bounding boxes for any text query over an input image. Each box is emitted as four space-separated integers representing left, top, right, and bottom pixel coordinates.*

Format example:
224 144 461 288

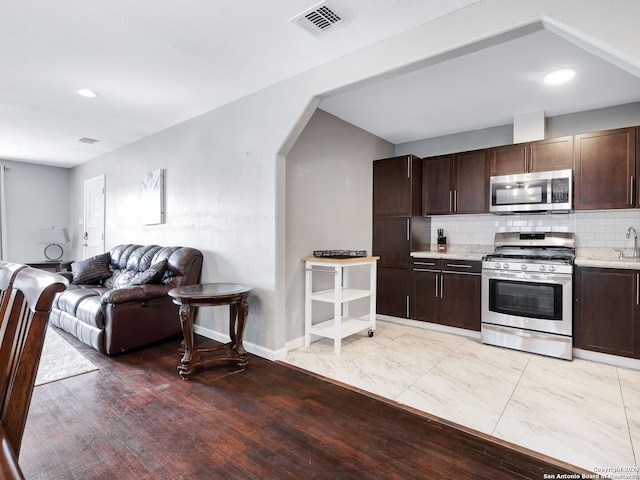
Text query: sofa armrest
101 284 172 304
0 425 24 480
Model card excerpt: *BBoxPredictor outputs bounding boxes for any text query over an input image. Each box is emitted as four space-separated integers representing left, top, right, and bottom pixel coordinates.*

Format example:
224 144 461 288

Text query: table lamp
39 227 70 260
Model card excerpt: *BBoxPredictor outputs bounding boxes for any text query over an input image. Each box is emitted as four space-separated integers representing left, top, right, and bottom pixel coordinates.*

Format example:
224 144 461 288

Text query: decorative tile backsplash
430 210 640 251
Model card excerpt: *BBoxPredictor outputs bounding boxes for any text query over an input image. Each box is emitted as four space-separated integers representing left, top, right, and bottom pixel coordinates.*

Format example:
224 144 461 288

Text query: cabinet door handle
449 190 453 212
637 273 639 306
446 263 471 268
631 177 635 206
406 295 410 317
529 145 533 172
440 274 444 298
454 190 457 212
407 157 411 179
414 261 437 266
406 219 410 241
434 275 439 298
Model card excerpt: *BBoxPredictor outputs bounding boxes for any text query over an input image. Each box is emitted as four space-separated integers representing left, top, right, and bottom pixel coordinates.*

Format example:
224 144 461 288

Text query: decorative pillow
71 253 111 284
112 270 137 289
102 270 122 289
127 259 167 287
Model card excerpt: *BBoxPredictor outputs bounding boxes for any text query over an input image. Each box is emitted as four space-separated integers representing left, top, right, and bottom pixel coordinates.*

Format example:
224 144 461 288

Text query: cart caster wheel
368 330 374 337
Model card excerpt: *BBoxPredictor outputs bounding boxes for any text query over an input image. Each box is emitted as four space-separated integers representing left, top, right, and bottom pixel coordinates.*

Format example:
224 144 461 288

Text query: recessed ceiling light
544 68 576 85
76 88 99 98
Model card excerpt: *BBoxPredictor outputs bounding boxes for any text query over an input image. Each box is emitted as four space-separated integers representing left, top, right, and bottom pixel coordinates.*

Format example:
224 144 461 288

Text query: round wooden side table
168 283 251 379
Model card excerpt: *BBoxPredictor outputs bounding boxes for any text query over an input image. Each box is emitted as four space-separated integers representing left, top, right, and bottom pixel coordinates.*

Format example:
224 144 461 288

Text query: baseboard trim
573 347 640 371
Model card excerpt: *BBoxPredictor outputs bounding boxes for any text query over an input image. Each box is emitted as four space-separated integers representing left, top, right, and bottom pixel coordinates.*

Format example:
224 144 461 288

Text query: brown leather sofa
49 244 203 355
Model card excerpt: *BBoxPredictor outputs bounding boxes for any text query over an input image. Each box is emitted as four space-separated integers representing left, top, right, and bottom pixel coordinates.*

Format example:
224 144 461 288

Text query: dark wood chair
0 262 26 307
0 262 28 398
0 266 67 479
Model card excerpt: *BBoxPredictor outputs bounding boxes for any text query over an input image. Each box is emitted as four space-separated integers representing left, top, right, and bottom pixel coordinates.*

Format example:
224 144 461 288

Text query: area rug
35 327 98 386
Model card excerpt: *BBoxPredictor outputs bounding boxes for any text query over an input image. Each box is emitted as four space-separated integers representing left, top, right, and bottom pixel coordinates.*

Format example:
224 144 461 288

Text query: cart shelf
303 256 379 355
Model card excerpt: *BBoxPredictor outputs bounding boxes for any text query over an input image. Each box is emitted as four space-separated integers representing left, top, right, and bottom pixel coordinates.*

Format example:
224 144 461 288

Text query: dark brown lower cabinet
574 266 640 358
377 267 410 318
411 259 481 331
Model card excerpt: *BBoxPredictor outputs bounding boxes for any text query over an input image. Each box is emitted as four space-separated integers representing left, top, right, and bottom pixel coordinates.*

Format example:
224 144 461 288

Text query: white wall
1 160 70 263
285 109 393 342
65 0 640 359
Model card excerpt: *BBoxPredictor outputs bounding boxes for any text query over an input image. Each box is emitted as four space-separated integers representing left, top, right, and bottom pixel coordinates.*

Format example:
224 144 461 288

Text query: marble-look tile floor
284 321 640 474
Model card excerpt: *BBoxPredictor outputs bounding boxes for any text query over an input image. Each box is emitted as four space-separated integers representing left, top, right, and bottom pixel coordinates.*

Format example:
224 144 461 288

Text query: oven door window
488 278 562 320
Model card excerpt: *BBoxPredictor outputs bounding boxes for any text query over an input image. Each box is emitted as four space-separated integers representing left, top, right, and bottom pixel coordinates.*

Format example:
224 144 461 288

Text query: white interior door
83 175 105 259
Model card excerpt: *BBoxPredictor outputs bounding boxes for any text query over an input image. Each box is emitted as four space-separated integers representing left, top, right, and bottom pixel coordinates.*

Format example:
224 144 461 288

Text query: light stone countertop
573 248 640 270
411 247 640 269
411 245 491 262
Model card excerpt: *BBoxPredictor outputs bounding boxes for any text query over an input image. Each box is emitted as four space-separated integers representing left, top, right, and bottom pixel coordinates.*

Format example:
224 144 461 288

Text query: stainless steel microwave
489 169 572 214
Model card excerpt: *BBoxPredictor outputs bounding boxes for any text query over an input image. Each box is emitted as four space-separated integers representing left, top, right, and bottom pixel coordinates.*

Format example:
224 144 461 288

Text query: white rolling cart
303 255 379 355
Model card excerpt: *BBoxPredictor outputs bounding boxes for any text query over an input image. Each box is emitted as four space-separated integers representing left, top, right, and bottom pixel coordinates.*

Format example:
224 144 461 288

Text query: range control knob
503 263 510 269
539 265 547 271
495 263 501 269
549 265 556 272
521 264 527 271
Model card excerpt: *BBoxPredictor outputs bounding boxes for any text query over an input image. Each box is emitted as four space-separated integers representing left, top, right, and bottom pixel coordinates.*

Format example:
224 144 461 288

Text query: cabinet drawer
412 259 440 271
441 260 481 274
412 258 481 273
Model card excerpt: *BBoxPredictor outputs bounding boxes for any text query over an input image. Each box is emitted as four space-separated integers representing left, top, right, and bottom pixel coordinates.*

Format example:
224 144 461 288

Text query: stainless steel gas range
481 232 575 360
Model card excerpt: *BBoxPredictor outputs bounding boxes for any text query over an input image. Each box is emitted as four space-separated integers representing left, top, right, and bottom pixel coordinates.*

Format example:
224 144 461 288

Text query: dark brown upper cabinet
574 127 636 210
489 136 574 176
373 155 422 217
423 149 488 215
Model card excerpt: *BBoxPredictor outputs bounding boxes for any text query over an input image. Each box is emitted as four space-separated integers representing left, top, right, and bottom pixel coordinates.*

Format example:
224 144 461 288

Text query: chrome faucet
627 227 639 257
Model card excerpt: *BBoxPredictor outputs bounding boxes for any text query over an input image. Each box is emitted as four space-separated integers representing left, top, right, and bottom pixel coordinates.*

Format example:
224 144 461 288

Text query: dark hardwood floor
20 331 584 479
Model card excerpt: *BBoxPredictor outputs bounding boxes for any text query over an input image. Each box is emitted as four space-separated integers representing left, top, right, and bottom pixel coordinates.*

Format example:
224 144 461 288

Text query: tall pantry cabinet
373 155 430 318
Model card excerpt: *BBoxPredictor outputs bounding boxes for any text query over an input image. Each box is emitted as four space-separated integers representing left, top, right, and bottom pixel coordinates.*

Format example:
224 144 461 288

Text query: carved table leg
177 302 198 379
234 298 249 360
228 303 237 347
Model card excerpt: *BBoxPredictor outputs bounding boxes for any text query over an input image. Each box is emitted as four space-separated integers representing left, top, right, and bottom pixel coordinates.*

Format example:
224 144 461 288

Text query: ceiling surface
2 0 640 168
320 29 640 145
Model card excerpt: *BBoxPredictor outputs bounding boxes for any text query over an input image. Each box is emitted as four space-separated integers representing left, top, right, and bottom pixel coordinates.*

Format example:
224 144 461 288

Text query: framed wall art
140 168 164 225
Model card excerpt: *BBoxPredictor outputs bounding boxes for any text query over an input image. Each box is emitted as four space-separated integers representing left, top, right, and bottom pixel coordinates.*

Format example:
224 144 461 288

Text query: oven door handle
482 271 572 284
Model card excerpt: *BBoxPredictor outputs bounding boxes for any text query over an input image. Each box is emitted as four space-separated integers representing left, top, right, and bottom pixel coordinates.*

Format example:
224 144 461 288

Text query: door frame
83 175 106 260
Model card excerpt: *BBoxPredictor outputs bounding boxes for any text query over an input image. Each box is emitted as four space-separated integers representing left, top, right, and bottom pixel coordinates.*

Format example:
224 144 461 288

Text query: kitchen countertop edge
411 251 487 261
574 257 640 270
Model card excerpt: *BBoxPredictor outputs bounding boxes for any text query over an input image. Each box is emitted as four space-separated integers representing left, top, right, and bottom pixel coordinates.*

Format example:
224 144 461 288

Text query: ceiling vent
76 137 100 145
290 2 346 36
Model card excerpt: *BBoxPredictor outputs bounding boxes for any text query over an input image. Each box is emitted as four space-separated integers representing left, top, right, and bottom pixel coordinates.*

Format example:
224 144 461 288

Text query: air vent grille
77 137 100 144
290 2 346 36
